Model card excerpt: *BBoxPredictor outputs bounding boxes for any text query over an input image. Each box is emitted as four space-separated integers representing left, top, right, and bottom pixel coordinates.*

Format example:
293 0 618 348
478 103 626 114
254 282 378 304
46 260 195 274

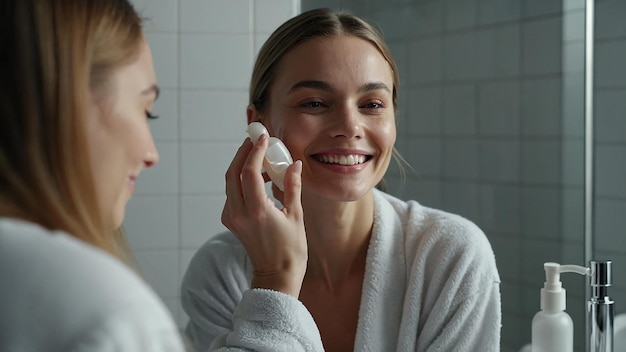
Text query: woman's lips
315 154 368 165
310 152 372 173
128 175 137 191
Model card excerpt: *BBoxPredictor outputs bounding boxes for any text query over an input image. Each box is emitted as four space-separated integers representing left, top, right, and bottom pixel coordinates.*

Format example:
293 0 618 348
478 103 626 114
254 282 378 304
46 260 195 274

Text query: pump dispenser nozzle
541 262 589 313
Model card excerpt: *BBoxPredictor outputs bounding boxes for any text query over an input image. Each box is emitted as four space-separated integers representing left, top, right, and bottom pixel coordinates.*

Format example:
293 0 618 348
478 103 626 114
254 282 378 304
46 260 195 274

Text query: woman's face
258 35 396 202
87 38 159 229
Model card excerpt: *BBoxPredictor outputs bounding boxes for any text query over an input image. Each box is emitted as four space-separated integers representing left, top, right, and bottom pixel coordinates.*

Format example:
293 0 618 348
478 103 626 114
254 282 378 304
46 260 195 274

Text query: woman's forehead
273 36 394 91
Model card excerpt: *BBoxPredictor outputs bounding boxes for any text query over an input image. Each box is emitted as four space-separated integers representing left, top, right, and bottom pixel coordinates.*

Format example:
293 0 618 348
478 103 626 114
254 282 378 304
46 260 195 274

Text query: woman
0 1 322 351
182 8 502 352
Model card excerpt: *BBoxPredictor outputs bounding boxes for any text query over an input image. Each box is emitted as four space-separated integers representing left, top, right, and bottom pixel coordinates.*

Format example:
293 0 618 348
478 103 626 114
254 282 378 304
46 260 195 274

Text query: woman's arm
182 135 323 352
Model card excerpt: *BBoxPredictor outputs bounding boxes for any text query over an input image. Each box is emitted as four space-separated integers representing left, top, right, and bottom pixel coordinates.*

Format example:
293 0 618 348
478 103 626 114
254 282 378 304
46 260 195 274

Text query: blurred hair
0 0 143 262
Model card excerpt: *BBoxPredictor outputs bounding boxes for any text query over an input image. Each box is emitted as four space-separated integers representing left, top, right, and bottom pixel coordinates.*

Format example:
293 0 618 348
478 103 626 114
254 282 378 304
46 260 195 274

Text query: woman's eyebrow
359 82 391 93
287 80 334 94
287 80 391 95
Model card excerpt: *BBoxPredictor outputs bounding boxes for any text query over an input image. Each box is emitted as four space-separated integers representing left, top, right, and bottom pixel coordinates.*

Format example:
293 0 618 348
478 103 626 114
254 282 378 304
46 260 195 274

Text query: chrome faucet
588 260 613 352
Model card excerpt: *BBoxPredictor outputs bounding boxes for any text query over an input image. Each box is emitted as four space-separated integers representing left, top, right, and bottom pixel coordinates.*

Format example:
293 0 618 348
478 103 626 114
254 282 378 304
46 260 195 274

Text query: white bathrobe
182 189 501 351
0 218 322 352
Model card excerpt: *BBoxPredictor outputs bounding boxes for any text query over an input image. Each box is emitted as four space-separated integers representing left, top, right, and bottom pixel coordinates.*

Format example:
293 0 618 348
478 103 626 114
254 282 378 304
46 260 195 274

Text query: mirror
300 0 590 350
125 0 626 350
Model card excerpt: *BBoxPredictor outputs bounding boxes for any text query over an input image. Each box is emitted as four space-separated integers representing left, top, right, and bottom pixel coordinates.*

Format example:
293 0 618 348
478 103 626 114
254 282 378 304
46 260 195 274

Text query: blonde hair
0 0 143 262
250 8 409 190
250 8 399 112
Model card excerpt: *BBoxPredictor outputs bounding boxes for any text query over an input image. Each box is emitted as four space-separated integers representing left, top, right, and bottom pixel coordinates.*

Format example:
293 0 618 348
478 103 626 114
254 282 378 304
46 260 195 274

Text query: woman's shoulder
187 231 248 270
0 218 152 294
181 230 251 293
0 218 183 351
374 190 493 258
376 189 482 232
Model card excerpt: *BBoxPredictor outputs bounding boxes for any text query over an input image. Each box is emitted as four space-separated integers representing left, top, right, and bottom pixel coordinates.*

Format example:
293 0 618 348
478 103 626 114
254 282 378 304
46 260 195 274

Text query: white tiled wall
123 0 299 329
302 0 588 351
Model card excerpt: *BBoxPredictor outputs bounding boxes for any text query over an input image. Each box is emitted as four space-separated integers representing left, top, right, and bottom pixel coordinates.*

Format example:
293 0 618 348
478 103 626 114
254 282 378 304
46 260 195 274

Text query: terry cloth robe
181 188 501 351
0 218 185 352
0 218 322 352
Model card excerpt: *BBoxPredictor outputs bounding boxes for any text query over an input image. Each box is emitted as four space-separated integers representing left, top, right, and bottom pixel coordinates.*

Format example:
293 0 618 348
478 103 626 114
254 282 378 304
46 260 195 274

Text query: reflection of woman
182 7 501 352
0 1 322 351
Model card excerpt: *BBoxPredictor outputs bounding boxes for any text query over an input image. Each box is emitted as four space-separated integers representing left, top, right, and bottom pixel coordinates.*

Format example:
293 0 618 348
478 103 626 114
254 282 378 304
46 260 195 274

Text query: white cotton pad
246 122 268 144
247 122 293 191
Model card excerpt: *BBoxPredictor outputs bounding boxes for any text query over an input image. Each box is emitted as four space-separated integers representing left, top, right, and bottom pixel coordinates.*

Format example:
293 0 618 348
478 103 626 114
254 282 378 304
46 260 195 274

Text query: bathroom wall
593 0 626 333
301 0 588 351
123 0 299 328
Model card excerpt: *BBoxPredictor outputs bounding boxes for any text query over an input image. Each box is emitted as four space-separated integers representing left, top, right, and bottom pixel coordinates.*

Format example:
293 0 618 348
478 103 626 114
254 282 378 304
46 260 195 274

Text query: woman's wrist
251 264 307 298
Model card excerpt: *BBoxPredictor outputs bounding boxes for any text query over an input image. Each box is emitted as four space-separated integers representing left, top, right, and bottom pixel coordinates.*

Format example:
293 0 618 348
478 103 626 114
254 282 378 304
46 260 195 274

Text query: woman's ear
246 104 262 125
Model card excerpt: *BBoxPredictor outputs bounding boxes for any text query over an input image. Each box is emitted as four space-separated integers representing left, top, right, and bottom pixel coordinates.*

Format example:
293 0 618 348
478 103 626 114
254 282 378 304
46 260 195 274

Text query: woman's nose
144 152 159 168
329 105 362 139
144 140 159 168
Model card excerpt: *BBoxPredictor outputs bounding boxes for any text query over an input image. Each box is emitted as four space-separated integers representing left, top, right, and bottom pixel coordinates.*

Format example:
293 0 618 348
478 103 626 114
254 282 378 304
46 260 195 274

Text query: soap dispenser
588 260 614 352
532 262 589 352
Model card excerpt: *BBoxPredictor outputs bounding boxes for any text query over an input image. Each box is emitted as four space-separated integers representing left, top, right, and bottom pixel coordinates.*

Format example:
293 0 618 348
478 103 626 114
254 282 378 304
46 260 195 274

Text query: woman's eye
145 110 159 120
301 101 324 108
363 102 383 109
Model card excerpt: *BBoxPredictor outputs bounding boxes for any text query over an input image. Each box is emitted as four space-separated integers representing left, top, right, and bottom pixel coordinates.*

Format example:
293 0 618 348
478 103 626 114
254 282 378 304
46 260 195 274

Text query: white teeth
318 154 366 165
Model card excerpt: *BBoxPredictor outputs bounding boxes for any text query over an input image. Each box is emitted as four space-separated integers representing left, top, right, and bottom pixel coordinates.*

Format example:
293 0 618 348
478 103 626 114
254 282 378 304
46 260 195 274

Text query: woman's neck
301 191 375 288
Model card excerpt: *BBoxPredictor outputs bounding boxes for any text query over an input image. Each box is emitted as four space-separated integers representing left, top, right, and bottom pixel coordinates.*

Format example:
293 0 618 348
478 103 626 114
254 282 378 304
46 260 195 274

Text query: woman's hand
221 134 307 298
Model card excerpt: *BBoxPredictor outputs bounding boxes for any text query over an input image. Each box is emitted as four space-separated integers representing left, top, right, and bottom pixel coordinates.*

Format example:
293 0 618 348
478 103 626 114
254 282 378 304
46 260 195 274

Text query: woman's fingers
281 160 303 218
240 134 270 209
223 134 272 230
224 138 253 206
223 137 261 230
223 140 250 230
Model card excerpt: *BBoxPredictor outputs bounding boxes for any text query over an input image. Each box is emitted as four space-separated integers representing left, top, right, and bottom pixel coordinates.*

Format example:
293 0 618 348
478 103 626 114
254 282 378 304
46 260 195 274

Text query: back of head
0 0 143 260
249 8 400 113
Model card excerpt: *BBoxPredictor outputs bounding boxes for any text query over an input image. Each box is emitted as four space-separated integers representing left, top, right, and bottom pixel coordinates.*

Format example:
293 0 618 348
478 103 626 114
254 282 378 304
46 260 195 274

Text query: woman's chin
109 204 127 231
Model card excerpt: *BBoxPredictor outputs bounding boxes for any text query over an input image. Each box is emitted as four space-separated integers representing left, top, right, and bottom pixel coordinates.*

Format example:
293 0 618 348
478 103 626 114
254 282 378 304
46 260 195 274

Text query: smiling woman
261 34 396 202
86 38 160 229
0 0 183 350
182 7 502 352
0 1 324 351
